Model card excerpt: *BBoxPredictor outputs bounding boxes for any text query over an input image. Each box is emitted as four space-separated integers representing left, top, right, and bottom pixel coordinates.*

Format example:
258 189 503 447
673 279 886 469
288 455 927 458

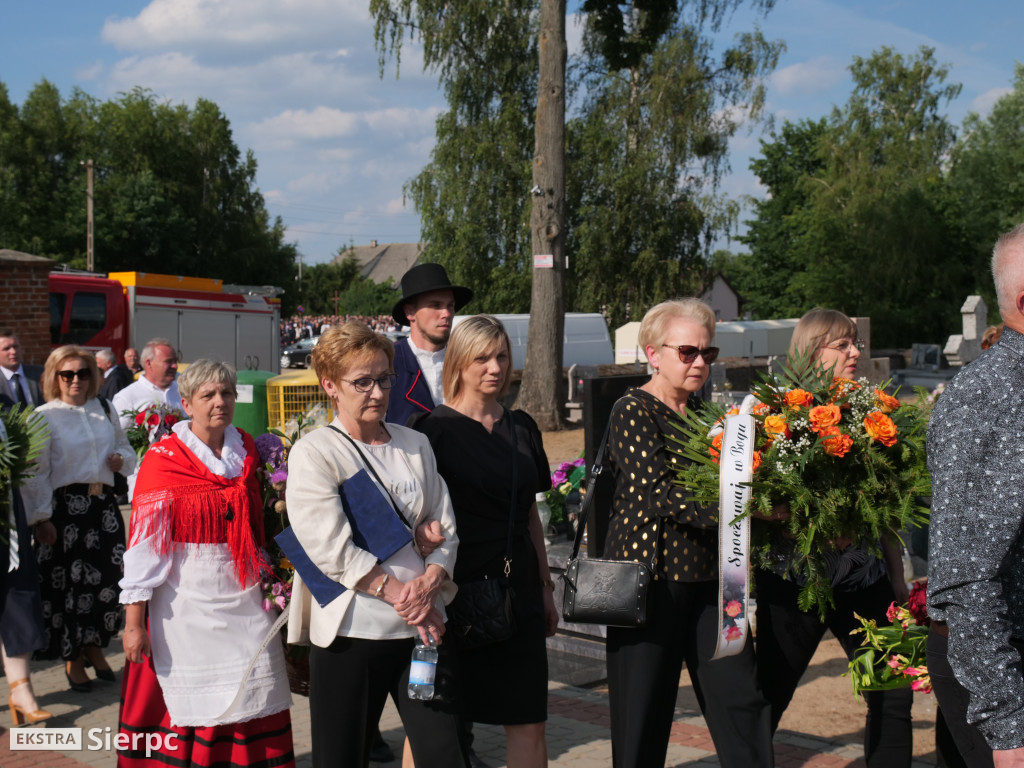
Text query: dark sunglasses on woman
662 344 720 364
57 369 91 382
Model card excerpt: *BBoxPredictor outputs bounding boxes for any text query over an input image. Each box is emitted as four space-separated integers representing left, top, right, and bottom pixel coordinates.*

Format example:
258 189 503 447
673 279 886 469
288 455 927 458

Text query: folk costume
117 421 293 768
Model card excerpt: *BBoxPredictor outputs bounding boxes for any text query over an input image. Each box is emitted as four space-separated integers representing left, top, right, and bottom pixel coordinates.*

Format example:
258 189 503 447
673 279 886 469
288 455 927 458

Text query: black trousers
927 629 994 768
309 635 468 768
755 571 913 767
606 579 774 768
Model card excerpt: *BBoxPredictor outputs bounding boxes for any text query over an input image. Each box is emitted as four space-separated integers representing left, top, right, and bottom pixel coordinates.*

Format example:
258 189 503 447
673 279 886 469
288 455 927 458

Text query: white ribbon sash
713 414 754 659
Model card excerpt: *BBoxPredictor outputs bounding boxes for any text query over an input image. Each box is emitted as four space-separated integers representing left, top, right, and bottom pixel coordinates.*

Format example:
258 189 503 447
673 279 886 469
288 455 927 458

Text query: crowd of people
3 228 1024 768
281 314 402 347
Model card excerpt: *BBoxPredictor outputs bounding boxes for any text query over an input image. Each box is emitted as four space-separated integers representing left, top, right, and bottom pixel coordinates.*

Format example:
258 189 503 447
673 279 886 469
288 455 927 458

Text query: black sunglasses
343 373 398 393
662 344 720 364
57 369 91 382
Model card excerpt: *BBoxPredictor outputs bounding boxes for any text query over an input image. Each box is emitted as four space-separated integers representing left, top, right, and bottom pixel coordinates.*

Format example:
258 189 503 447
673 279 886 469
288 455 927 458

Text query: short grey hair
95 348 115 366
141 338 175 364
637 298 716 352
992 223 1024 319
177 359 237 401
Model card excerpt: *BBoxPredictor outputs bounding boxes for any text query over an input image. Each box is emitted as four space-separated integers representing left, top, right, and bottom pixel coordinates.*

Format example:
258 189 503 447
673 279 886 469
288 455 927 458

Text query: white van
453 313 614 370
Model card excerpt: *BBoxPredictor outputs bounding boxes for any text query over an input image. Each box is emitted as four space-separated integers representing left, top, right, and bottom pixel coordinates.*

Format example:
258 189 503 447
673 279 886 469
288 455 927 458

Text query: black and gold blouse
604 388 718 582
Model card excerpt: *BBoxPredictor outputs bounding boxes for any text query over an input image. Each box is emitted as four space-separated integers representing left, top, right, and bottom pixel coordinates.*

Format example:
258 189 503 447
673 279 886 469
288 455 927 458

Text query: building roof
334 242 425 285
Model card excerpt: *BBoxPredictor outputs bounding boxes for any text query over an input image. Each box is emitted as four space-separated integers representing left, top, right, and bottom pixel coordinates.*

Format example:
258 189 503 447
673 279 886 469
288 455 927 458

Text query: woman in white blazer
285 322 467 768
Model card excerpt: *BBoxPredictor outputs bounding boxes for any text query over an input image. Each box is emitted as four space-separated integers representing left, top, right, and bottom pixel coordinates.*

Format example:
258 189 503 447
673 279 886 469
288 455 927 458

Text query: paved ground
0 646 936 768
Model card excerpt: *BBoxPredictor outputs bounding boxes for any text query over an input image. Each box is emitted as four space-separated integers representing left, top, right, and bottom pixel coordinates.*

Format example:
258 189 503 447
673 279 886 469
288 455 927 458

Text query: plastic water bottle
408 636 437 700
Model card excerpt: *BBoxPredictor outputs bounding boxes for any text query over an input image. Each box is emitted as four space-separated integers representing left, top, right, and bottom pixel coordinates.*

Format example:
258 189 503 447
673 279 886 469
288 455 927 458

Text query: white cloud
969 87 1011 117
286 173 331 195
383 197 408 215
253 107 361 142
771 56 845 98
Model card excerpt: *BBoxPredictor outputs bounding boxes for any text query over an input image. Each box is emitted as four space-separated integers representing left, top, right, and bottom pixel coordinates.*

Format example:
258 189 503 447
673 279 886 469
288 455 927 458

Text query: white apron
149 543 291 727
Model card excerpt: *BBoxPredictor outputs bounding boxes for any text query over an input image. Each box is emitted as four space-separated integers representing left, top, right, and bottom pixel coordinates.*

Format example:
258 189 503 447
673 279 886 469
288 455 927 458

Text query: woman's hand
394 565 446 625
542 587 559 637
106 452 125 473
34 521 56 545
123 625 151 663
413 607 446 646
414 520 446 559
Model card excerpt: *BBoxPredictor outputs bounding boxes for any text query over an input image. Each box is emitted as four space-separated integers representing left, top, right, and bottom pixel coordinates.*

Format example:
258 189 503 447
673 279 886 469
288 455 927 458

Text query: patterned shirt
604 388 718 582
928 326 1024 750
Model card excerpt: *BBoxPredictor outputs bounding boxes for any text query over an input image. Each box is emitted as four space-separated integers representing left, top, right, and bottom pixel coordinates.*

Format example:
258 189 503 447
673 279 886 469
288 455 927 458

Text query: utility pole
83 159 94 272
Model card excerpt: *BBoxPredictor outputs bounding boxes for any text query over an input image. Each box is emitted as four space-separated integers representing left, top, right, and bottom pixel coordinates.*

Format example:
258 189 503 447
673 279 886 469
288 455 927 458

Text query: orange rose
783 388 814 409
830 377 859 400
726 406 740 416
808 404 842 434
764 414 791 439
874 389 900 414
819 426 853 458
710 432 723 464
752 401 771 416
863 410 898 447
752 450 762 473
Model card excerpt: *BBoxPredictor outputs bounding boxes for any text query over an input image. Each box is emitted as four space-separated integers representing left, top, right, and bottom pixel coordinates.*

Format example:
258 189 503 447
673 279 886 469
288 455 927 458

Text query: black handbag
445 410 520 649
561 405 654 628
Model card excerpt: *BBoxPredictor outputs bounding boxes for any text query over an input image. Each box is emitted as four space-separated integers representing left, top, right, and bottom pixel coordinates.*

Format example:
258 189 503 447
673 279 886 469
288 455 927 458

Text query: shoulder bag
561 397 653 628
444 409 520 650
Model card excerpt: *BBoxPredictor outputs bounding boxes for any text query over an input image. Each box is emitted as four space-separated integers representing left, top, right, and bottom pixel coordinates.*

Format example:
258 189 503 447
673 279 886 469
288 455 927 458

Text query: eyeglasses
824 338 865 354
662 345 720 364
343 373 398 393
57 369 90 382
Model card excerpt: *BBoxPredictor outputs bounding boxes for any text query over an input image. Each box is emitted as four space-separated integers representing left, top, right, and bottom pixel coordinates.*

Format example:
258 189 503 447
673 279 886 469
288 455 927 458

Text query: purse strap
328 423 412 530
570 394 657 572
503 409 519 579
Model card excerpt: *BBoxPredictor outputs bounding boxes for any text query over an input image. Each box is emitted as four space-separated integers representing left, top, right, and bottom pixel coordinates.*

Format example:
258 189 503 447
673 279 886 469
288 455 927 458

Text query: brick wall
0 250 54 366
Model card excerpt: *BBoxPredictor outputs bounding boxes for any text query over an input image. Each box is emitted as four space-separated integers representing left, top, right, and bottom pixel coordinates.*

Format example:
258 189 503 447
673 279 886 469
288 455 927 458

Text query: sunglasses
662 344 720 364
58 369 90 382
343 373 398 393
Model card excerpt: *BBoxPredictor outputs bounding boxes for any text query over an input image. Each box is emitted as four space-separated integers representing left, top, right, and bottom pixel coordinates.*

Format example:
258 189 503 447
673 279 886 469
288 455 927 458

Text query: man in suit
385 264 473 426
0 330 44 407
96 348 135 400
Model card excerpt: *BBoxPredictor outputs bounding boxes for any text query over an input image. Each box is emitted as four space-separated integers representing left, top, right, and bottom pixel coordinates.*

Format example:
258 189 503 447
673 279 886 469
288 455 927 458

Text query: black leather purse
561 407 654 628
445 410 520 649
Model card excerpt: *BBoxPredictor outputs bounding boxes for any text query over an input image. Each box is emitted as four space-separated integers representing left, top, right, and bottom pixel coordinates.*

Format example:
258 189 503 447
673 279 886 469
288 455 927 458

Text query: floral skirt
34 484 126 660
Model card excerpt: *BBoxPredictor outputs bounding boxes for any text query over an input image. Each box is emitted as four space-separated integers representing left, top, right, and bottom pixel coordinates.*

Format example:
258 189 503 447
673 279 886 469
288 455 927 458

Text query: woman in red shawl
116 359 293 767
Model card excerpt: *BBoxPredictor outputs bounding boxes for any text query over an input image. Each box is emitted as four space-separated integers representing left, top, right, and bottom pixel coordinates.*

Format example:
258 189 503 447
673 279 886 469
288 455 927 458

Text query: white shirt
1 365 30 402
409 341 446 406
21 398 137 525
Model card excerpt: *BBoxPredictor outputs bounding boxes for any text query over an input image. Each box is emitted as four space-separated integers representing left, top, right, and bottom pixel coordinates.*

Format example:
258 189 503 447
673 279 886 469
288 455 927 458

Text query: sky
1 0 1020 268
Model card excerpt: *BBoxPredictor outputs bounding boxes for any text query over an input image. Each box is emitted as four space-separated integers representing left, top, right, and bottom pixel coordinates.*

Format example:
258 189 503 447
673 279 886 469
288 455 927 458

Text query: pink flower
724 625 743 641
274 595 287 610
725 600 742 618
886 602 900 623
911 678 932 693
262 598 272 612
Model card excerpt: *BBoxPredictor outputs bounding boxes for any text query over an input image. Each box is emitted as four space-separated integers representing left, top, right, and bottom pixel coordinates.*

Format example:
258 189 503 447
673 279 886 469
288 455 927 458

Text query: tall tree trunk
516 0 567 431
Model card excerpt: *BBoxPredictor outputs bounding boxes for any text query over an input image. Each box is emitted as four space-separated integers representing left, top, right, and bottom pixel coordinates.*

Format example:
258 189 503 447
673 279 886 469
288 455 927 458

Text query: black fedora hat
392 263 473 326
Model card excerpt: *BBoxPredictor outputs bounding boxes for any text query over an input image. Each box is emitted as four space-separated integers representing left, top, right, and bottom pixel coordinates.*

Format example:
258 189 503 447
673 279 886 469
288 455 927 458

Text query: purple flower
270 468 289 485
551 470 567 486
256 433 286 467
572 458 586 467
274 595 287 610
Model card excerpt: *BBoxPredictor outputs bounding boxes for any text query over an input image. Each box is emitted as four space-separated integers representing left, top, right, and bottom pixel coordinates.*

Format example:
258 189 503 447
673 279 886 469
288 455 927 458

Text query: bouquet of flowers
123 404 184 460
848 581 931 694
0 404 49 538
255 430 293 612
545 457 586 528
666 354 931 617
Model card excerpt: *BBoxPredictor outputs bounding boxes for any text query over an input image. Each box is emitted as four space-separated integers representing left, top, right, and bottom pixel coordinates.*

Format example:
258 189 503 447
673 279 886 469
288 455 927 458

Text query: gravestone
944 295 987 367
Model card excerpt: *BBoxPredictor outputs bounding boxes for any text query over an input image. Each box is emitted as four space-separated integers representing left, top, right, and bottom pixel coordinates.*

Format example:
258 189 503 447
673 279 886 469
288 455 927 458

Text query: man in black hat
386 263 473 426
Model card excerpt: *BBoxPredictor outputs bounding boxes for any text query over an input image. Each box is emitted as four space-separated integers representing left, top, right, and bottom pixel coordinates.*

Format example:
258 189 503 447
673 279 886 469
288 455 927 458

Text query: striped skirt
117 650 295 768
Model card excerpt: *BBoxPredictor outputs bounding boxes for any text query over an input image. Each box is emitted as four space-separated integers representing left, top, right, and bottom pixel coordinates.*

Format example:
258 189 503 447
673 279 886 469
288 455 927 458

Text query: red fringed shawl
130 429 268 589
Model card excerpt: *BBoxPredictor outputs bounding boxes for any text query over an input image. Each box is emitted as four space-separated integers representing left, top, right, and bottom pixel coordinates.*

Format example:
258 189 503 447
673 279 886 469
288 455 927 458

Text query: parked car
280 336 319 369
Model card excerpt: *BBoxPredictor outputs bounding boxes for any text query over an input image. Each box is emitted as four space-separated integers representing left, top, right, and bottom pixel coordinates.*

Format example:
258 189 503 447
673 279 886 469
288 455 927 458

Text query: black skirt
34 484 125 660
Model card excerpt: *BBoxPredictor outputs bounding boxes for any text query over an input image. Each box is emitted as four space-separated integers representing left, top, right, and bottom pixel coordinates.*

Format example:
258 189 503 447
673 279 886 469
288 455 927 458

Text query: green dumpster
234 369 276 436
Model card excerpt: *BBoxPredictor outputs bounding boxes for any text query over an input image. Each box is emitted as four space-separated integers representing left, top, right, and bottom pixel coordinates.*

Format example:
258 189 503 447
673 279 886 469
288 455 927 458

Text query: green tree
730 47 968 346
568 12 782 328
0 81 298 311
948 62 1024 317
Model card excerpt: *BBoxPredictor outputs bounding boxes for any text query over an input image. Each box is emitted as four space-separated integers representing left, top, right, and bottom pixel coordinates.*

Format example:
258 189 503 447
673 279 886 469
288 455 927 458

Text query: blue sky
1 1 1020 267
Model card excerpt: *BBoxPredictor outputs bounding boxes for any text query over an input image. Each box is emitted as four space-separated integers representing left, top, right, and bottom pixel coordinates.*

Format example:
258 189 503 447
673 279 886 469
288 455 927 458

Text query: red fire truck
49 270 282 372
